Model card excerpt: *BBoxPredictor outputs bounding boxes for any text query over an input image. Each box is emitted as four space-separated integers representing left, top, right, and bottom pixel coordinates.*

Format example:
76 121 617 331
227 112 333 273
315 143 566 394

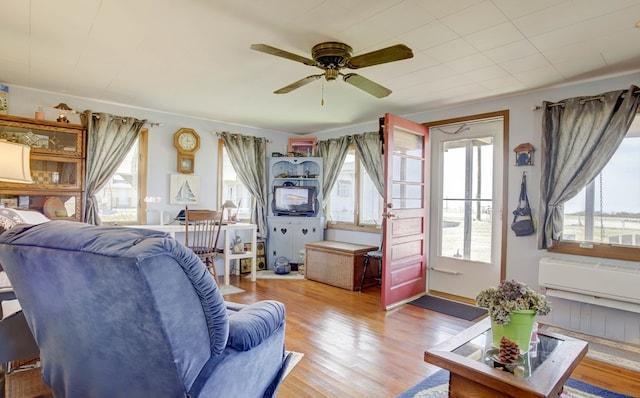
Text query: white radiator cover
538 257 640 313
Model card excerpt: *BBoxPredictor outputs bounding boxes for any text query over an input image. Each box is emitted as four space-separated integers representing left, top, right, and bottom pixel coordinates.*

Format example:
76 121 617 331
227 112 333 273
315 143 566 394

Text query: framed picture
169 174 200 204
288 137 317 156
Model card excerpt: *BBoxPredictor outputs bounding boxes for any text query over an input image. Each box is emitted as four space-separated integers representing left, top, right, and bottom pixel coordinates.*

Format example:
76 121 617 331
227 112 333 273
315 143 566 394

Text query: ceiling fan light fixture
312 42 352 68
324 69 339 81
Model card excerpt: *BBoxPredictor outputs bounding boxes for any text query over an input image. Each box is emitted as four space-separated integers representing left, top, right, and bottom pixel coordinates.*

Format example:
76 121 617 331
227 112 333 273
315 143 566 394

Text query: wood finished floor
229 275 640 398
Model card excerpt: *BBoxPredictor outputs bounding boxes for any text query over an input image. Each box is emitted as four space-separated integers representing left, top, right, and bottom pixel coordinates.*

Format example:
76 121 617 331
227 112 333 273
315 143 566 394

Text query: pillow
0 208 24 233
0 208 49 233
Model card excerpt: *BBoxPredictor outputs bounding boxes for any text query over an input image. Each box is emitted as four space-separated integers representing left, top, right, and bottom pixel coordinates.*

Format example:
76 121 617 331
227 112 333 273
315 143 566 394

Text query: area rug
219 284 245 295
408 295 487 321
283 351 304 378
540 325 640 373
245 270 305 280
397 369 634 398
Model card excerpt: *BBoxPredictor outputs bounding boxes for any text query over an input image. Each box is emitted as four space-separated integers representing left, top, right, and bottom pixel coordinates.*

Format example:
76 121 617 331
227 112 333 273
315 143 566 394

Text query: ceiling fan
250 42 413 98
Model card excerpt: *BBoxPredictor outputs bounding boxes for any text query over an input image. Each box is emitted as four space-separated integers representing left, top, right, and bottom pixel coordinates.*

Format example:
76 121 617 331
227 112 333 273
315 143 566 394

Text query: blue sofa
0 220 290 397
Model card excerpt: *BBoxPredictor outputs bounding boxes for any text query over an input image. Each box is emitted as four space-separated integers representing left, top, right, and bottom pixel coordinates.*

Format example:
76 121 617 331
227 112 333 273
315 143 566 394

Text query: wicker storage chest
305 241 378 291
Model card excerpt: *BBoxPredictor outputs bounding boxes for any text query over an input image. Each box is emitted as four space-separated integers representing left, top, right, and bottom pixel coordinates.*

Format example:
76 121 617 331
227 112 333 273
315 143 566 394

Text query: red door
382 113 429 309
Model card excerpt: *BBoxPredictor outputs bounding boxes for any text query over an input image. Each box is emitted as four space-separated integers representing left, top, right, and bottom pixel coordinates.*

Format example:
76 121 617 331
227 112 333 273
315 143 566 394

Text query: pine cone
499 336 520 363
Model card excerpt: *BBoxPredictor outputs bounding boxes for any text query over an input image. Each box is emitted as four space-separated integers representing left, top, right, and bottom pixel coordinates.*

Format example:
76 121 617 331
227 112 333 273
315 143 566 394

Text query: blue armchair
0 220 290 397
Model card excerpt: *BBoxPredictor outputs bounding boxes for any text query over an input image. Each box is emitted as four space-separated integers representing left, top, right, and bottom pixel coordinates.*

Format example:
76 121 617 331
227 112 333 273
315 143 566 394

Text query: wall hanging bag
511 172 535 236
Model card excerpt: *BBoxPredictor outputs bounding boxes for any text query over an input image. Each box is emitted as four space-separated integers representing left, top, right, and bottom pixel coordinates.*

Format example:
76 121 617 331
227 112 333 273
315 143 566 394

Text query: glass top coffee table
424 317 588 397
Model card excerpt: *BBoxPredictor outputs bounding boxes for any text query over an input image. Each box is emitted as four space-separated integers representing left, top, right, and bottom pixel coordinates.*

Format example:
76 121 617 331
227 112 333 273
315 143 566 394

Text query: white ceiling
2 0 640 134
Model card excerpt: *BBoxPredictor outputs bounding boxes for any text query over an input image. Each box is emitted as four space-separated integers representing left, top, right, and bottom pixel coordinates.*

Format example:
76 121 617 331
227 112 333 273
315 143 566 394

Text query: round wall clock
173 128 200 174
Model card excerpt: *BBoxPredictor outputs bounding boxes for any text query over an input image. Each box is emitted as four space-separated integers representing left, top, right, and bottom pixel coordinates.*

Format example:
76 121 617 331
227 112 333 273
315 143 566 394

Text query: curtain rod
216 132 272 143
532 89 640 111
90 114 159 126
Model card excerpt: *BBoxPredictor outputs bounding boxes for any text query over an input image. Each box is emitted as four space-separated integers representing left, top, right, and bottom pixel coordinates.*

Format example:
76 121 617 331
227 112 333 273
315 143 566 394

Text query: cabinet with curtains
266 156 324 268
0 115 86 221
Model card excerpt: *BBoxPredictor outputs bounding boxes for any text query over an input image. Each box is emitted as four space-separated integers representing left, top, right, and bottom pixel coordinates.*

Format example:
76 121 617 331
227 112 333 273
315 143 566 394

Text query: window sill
326 223 381 234
548 241 640 262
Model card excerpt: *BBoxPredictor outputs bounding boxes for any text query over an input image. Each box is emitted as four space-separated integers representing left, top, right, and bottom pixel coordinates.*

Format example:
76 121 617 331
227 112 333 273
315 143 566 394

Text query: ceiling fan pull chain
321 79 325 106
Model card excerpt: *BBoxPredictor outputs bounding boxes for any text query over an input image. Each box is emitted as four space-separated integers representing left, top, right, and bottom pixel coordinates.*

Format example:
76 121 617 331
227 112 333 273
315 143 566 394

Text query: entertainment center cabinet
267 156 324 268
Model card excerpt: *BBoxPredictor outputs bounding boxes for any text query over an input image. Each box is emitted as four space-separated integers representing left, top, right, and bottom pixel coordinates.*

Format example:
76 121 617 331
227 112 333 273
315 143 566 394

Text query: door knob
381 211 398 219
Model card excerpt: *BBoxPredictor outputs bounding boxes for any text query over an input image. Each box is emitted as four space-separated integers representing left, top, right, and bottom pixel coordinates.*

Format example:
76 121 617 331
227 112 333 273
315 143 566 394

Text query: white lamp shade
0 141 34 184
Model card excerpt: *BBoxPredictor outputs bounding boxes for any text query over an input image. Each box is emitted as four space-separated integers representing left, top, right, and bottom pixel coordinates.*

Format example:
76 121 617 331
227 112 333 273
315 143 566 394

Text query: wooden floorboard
231 275 640 398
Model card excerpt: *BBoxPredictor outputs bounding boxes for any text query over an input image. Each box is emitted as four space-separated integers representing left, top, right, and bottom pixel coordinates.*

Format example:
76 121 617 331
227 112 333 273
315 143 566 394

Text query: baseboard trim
428 290 475 305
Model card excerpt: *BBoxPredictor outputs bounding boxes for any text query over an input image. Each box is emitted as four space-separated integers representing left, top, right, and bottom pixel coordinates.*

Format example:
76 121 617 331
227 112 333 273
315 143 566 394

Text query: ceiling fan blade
274 75 322 94
342 73 392 98
347 44 413 69
250 44 317 66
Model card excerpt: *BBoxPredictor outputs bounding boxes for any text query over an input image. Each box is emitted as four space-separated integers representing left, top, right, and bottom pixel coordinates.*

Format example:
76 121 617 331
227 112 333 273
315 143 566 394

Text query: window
336 180 351 197
556 113 640 260
96 130 147 224
328 146 383 229
440 137 495 263
218 140 252 221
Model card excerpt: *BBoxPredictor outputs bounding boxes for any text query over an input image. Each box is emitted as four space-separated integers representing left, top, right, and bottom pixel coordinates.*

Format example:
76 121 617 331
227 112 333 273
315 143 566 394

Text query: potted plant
476 280 551 352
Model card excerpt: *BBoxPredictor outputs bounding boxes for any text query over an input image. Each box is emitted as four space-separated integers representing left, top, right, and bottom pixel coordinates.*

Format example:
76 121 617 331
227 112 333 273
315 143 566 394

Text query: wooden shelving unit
0 115 86 221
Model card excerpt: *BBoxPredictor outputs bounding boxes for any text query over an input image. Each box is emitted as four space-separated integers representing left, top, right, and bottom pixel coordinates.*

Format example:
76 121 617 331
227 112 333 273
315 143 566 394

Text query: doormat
396 369 634 398
219 284 245 295
408 295 487 321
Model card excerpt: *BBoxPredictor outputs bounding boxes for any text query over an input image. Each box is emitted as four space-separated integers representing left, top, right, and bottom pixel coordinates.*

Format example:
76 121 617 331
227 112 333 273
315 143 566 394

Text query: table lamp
54 103 74 123
223 200 236 223
0 140 34 183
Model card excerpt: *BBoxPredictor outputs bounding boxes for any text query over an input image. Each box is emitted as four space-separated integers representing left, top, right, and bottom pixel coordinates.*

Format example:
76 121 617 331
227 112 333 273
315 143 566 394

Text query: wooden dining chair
184 207 223 284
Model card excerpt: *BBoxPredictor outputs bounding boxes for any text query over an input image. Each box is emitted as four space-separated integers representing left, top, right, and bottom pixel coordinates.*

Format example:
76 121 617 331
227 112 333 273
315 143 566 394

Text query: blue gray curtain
316 136 352 211
538 85 640 249
81 111 146 225
220 132 268 238
353 131 384 196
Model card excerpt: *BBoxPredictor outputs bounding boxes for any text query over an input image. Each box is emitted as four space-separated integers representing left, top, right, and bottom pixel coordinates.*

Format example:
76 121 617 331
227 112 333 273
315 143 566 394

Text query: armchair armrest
227 300 285 351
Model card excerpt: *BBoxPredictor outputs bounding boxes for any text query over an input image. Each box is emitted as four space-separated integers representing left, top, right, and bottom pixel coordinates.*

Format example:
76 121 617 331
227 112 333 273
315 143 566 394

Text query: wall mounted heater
538 257 640 313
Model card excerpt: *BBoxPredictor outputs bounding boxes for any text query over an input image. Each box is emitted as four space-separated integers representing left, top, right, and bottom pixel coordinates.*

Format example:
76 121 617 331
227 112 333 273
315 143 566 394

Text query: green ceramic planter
491 310 536 353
